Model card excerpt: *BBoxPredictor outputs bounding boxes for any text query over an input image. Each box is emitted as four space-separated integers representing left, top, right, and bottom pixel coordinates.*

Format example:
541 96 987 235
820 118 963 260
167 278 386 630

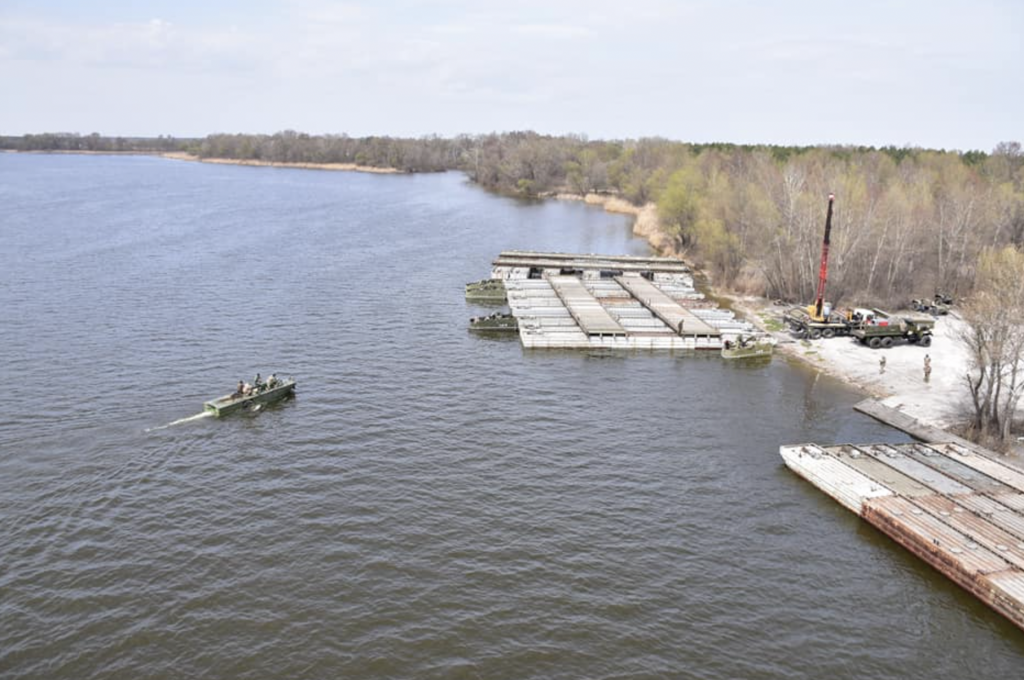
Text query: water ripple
1 155 1022 679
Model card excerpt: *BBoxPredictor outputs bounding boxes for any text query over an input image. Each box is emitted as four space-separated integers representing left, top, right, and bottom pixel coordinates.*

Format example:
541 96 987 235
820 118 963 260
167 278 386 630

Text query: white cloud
286 0 370 25
0 16 268 73
512 23 594 39
0 0 1019 148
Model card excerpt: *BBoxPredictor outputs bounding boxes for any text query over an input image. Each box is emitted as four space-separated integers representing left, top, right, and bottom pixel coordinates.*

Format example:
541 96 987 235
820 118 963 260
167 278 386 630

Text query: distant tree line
0 132 187 153
6 130 1022 306
650 140 1024 307
184 131 458 172
452 133 1024 307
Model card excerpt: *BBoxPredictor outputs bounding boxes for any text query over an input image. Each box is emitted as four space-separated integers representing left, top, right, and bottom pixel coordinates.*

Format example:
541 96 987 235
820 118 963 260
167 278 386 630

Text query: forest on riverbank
5 131 1022 307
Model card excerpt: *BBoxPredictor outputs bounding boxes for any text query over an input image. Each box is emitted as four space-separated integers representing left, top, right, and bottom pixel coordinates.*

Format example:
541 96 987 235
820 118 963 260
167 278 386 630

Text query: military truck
851 316 934 348
911 293 953 316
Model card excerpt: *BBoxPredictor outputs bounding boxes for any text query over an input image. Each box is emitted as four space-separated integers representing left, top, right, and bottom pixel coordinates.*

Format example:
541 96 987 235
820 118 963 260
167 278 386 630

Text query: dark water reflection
1 154 1021 679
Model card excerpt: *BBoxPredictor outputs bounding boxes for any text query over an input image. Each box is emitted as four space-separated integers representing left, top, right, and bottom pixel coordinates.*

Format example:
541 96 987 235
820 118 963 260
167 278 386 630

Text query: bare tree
958 246 1024 448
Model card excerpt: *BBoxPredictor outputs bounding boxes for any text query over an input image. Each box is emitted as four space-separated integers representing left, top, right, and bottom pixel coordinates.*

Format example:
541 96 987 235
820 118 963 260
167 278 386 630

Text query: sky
0 0 1020 151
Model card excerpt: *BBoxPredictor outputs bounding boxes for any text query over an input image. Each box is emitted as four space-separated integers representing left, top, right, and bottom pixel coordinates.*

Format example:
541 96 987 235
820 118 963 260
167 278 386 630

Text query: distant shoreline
161 152 402 174
5 149 158 156
3 149 403 175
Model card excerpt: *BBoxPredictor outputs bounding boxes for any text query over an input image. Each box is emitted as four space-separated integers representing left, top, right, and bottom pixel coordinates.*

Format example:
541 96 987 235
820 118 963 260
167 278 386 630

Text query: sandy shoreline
8 149 160 156
6 149 401 174
726 294 1024 460
550 192 677 254
161 152 401 174
726 297 966 424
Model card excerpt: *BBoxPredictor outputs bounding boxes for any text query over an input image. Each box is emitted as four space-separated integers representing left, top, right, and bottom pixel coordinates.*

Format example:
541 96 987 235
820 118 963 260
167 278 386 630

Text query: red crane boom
813 193 835 320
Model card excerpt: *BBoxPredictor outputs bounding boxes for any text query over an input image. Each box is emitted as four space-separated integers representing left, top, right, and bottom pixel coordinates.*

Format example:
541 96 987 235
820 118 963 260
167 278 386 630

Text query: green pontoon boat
721 334 776 360
469 311 518 332
465 278 507 302
204 377 297 417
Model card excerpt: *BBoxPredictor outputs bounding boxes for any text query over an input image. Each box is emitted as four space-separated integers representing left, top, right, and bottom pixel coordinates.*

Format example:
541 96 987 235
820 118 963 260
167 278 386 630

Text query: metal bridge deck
547 275 626 337
615 274 720 336
493 250 691 275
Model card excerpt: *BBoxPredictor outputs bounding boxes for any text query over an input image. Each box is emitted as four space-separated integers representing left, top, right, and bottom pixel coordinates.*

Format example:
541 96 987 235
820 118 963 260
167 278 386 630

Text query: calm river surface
1 154 1022 679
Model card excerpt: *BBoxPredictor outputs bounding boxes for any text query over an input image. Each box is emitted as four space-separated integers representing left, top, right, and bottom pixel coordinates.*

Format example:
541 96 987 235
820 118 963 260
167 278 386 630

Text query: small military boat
465 278 507 302
721 334 776 359
204 377 297 417
469 311 518 332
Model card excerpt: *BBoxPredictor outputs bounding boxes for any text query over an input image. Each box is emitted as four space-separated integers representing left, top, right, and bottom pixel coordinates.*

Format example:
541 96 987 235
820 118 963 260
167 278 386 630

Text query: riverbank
551 192 676 255
5 149 161 156
161 151 401 174
725 294 1024 460
551 190 1020 456
732 297 967 425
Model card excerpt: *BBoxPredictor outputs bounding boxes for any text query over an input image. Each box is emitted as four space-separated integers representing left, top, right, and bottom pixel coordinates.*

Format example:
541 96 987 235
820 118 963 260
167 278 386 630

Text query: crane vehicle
811 192 835 321
783 194 859 338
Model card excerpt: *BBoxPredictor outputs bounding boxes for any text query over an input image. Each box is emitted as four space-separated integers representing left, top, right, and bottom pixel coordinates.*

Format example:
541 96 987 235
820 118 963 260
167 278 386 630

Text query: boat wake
145 411 212 432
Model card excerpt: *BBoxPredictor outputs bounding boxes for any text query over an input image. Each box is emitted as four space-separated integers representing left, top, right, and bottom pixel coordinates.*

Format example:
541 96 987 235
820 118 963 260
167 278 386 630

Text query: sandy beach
161 152 401 174
761 300 967 428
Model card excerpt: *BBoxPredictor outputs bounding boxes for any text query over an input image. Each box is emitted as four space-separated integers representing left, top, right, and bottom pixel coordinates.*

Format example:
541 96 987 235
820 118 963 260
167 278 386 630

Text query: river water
1 154 1021 678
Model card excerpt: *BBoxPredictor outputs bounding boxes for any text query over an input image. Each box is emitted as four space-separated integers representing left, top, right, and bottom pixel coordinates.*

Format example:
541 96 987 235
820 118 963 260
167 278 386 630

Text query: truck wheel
881 337 894 348
869 337 882 349
919 334 932 347
808 329 822 340
822 328 836 339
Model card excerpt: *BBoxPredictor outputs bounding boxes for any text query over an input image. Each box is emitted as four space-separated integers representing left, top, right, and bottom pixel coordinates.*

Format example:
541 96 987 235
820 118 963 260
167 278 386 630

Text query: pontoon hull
203 380 296 417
